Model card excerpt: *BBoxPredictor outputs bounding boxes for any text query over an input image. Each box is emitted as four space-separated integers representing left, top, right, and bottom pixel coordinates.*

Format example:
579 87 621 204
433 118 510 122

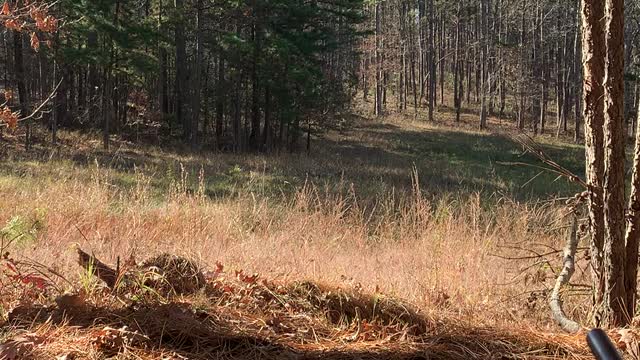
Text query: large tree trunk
581 0 607 327
601 0 627 327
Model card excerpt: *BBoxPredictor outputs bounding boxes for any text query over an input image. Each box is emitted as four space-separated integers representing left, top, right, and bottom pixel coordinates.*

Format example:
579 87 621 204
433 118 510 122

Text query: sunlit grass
0 115 593 332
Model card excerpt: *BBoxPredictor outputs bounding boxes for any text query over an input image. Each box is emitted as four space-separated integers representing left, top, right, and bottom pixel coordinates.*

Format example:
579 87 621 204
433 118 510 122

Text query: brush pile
0 250 596 359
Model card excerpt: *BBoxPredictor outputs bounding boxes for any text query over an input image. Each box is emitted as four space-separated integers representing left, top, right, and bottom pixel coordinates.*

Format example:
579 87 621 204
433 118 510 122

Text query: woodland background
1 0 640 358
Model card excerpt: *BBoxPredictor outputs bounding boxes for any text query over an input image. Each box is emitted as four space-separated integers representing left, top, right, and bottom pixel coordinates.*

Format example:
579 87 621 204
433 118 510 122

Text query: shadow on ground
0 117 586 203
6 299 585 360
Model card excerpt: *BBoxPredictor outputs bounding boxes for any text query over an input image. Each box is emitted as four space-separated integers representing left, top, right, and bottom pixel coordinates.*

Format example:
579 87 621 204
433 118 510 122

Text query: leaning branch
549 215 582 333
505 132 588 189
0 79 63 128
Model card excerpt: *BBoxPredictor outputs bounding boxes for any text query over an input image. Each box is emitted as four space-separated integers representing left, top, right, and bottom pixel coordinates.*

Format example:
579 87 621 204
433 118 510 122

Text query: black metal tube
587 328 622 360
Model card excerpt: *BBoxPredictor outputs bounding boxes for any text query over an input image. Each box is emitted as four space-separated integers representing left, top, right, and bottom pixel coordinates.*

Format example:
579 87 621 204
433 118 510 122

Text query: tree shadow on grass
0 118 586 203
311 123 584 202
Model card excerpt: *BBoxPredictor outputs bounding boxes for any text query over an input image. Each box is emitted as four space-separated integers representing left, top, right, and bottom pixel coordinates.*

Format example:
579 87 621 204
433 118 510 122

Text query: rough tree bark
601 0 626 327
624 102 640 319
581 0 607 326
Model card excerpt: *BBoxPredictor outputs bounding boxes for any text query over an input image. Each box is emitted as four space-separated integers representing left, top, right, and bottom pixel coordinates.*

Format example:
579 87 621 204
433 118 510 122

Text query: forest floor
0 106 627 359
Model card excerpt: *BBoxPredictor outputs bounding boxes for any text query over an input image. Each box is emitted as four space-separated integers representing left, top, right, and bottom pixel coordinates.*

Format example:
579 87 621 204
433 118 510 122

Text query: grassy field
0 110 600 358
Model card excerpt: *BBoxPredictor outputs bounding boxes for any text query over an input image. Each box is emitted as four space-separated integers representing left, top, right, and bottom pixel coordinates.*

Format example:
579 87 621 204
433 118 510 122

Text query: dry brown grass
0 116 601 358
0 161 582 323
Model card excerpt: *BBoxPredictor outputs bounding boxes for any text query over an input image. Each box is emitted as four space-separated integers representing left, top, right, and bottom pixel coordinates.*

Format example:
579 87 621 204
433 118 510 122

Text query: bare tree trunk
428 0 435 121
532 1 541 135
624 104 640 321
191 0 203 148
13 31 29 149
574 7 582 143
601 0 627 327
556 10 565 137
479 0 488 129
216 56 225 149
158 1 169 116
250 11 261 149
517 0 526 130
175 0 189 140
375 1 383 116
418 0 425 104
581 0 607 326
454 2 461 123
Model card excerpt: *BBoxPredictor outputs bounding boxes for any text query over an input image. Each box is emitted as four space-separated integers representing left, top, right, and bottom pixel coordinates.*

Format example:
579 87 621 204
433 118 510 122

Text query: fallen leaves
0 332 45 359
617 328 640 360
90 326 149 355
54 292 86 312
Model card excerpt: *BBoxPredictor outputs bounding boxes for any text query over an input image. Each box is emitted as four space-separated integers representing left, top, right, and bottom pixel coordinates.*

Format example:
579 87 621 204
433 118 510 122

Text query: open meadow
0 109 605 359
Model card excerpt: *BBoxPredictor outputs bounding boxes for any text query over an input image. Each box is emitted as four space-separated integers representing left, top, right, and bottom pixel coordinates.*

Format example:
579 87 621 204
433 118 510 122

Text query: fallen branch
549 215 582 333
75 246 118 289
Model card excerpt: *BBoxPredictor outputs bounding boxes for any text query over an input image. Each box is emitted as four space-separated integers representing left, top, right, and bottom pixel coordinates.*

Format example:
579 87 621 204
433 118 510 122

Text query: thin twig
0 79 63 128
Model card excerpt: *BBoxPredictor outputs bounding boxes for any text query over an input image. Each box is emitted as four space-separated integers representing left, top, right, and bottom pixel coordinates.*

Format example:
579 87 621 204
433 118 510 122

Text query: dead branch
549 215 582 333
75 246 118 289
0 79 62 128
503 132 588 189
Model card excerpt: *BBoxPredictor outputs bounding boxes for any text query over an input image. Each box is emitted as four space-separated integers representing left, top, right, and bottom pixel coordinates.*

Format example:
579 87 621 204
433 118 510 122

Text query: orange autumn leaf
0 106 18 130
4 18 22 30
36 15 57 32
30 32 39 51
1 2 10 16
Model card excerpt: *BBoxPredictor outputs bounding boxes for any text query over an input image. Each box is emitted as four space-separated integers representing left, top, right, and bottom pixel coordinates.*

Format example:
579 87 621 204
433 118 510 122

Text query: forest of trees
360 0 640 140
1 1 640 153
0 0 364 152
